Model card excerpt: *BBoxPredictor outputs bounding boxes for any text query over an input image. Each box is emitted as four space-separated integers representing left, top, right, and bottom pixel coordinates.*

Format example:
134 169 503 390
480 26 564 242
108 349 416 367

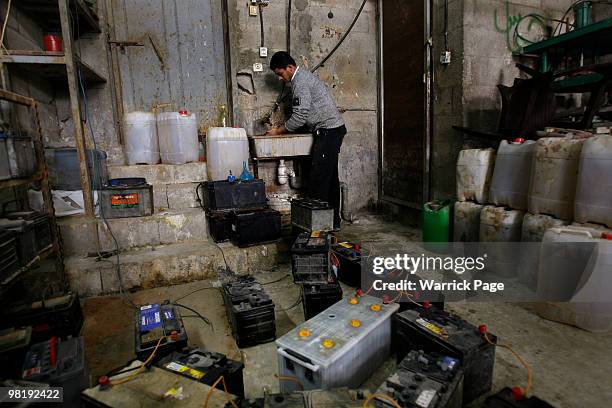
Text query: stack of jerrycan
453 149 495 255
537 226 612 332
476 139 532 279
574 135 612 229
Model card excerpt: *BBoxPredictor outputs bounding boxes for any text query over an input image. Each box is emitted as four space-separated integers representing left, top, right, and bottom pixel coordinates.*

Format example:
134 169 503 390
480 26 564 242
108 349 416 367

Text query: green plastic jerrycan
423 200 452 253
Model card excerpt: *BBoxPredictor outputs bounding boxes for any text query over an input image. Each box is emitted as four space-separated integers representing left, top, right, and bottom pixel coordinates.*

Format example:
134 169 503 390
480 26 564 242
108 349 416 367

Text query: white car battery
276 295 398 392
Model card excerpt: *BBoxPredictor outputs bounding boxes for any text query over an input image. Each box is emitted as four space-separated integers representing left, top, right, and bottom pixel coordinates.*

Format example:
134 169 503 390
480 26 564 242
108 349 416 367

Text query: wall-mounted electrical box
249 5 258 16
440 51 452 65
253 63 264 72
259 47 268 57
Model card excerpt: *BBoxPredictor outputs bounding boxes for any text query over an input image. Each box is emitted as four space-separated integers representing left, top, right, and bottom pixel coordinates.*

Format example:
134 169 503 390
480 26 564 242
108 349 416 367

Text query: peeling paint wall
227 0 379 213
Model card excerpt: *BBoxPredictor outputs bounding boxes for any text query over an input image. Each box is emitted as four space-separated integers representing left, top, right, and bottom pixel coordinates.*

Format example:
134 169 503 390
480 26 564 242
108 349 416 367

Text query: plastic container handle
276 348 320 372
551 228 594 238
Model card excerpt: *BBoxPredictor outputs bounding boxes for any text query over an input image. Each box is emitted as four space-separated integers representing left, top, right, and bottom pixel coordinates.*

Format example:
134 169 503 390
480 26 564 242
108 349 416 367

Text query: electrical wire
110 336 167 386
274 374 304 391
311 0 367 72
362 393 401 408
174 285 217 302
286 0 292 55
482 329 533 396
173 302 213 331
275 294 302 312
204 375 239 408
77 68 137 310
260 273 290 286
259 3 265 48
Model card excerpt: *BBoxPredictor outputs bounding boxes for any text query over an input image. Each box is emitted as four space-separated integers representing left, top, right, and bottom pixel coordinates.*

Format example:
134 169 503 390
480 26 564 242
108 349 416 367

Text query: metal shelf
13 0 101 37
522 18 612 56
0 51 107 85
0 173 43 189
0 244 56 287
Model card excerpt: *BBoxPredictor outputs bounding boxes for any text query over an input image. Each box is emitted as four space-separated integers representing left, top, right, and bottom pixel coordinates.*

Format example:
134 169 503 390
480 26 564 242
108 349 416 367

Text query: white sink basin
249 133 313 158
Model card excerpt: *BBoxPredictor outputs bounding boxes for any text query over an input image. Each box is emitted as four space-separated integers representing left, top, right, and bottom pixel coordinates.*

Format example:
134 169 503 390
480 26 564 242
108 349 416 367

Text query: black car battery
393 308 496 404
21 336 89 406
207 210 233 243
221 276 276 348
484 387 556 408
0 293 83 343
157 347 245 398
301 282 343 320
99 178 154 219
6 211 53 251
331 241 367 287
376 350 463 408
0 230 20 282
230 208 281 247
203 179 267 211
135 301 188 362
0 326 32 379
291 232 332 284
0 219 37 265
290 198 334 232
397 274 446 313
394 350 464 408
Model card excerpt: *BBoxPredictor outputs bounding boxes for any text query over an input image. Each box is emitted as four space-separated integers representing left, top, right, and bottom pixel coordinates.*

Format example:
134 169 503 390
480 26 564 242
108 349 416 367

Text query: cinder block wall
430 0 574 200
226 0 379 214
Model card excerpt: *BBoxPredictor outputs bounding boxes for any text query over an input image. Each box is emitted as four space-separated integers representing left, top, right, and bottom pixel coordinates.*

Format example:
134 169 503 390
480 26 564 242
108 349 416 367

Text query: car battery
0 230 20 282
230 208 281 247
222 276 276 348
135 301 188 362
292 232 332 284
99 178 154 219
0 326 32 379
276 295 399 392
0 293 84 343
6 211 53 251
291 199 334 232
157 347 245 398
207 210 233 243
331 242 368 287
397 274 446 313
0 219 37 265
393 308 496 404
0 134 10 180
231 388 372 407
203 179 267 211
21 336 89 406
375 350 463 408
484 388 556 408
301 282 343 321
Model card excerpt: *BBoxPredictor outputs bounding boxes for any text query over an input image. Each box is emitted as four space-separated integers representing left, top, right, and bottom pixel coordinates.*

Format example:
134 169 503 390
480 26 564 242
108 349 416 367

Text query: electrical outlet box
249 5 258 16
259 47 268 57
440 51 452 65
253 63 264 72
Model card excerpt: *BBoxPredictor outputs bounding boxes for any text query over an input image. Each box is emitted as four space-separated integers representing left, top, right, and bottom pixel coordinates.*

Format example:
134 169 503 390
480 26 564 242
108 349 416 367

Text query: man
266 51 346 229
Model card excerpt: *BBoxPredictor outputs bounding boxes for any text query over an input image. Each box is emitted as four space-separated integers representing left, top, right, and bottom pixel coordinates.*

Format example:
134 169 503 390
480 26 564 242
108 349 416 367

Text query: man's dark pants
308 125 346 228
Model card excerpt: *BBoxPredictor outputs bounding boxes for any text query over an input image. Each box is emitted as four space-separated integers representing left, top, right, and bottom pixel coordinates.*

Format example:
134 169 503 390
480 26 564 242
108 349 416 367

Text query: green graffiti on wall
494 1 548 52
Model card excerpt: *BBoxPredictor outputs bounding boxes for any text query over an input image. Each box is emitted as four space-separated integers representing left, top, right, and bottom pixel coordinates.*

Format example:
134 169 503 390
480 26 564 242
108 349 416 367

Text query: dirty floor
82 216 612 408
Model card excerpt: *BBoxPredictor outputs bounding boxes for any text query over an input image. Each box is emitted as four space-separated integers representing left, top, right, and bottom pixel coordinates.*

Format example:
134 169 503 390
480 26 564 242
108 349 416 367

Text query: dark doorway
380 0 426 208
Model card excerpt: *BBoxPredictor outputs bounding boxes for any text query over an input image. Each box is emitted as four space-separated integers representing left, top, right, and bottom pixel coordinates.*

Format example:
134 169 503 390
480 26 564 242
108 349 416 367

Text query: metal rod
424 0 433 203
58 0 95 217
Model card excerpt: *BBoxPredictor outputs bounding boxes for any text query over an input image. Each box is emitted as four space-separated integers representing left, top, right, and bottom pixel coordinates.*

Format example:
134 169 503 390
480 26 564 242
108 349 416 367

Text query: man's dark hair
270 51 296 70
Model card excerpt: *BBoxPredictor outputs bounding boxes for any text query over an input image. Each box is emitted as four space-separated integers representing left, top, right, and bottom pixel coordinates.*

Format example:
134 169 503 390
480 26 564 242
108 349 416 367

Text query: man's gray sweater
285 67 345 132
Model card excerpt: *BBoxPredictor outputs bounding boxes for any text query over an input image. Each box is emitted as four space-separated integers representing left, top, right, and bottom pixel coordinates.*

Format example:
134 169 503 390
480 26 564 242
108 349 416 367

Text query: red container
43 35 63 52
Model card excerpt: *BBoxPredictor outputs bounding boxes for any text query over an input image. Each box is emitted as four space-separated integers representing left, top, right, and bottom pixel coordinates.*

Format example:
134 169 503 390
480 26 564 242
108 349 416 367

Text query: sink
249 133 313 158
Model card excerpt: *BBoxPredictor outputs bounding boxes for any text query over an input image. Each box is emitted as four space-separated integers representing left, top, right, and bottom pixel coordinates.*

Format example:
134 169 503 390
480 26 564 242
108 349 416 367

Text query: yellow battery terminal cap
298 328 311 338
370 304 381 312
348 297 359 305
350 319 361 328
322 338 335 348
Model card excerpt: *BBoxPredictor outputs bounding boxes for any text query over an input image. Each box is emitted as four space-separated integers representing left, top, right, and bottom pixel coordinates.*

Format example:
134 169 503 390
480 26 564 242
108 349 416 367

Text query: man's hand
266 126 287 136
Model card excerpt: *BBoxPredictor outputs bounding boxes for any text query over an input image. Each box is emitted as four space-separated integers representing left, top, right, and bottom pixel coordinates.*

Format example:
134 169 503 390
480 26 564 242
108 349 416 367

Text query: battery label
416 318 446 337
163 309 175 320
111 193 139 209
416 389 436 407
140 304 162 332
164 362 206 380
339 242 353 248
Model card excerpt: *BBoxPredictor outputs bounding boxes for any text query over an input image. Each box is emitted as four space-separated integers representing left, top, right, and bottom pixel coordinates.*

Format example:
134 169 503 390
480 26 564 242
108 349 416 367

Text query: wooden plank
0 173 43 189
82 365 235 408
0 89 36 107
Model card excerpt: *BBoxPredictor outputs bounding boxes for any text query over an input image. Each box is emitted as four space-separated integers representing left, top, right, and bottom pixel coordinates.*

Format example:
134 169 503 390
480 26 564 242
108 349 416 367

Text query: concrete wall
430 0 574 200
227 0 379 213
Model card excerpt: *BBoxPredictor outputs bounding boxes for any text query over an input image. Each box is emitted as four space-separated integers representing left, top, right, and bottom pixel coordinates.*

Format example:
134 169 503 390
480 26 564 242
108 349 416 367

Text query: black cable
215 243 231 273
174 285 217 302
311 0 367 72
259 3 265 48
173 302 214 331
261 273 290 286
77 68 137 310
276 295 302 313
444 0 449 51
195 182 206 212
287 0 292 55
